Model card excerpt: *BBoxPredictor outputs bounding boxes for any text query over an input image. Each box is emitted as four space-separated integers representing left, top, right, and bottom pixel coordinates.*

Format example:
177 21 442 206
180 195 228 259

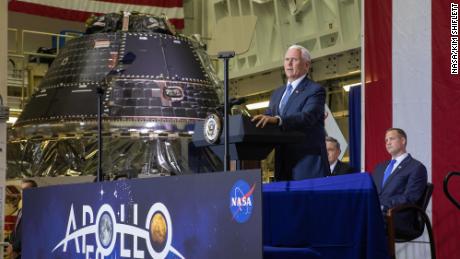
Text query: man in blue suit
372 128 427 238
7 179 38 259
252 45 329 180
326 136 356 176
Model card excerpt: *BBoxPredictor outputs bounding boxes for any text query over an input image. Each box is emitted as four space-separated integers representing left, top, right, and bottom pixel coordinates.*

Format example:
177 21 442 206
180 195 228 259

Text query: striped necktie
279 84 293 115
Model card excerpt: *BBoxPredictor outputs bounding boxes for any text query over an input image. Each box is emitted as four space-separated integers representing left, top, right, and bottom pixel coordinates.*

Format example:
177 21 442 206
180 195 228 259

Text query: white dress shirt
276 74 307 125
330 160 338 173
389 153 409 175
278 74 307 111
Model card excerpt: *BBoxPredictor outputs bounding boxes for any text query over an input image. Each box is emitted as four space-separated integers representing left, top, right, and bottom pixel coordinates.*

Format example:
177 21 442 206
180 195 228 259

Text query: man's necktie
382 159 397 187
279 84 293 115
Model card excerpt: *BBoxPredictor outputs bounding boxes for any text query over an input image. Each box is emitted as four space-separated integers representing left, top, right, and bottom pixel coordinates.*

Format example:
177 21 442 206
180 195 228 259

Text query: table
263 173 389 259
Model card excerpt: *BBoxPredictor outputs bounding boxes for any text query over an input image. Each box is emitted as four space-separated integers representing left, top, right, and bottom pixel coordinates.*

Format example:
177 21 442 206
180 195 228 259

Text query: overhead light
246 101 269 110
9 108 23 113
145 122 155 128
343 82 361 92
7 117 17 124
347 69 361 75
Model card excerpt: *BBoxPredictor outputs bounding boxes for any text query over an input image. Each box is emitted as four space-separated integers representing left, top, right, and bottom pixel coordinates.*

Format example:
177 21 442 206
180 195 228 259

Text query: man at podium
252 45 329 181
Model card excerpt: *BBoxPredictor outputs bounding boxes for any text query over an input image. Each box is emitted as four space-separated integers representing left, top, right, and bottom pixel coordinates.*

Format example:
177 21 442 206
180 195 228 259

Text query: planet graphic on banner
150 212 168 252
53 202 184 258
98 212 114 248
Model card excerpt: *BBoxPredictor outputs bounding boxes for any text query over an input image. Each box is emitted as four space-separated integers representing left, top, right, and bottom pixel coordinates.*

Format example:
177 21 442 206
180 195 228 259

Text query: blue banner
23 171 262 258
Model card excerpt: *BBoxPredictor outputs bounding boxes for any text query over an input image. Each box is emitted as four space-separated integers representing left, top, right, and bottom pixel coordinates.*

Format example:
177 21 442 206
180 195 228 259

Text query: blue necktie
279 84 293 115
382 159 397 187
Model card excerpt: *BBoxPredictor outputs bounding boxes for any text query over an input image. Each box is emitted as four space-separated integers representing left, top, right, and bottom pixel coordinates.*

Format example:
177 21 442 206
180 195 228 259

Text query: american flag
365 0 460 258
8 0 184 29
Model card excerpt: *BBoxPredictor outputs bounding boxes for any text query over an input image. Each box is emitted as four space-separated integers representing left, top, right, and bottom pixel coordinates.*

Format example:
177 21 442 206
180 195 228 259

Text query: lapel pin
295 90 299 93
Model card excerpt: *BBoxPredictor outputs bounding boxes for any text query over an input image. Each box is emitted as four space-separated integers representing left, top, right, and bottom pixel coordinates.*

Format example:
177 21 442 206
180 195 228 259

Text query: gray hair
21 179 38 188
325 136 341 151
287 45 311 64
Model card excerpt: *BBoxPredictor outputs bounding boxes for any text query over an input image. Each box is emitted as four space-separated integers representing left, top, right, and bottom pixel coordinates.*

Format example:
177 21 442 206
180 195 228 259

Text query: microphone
229 97 250 117
218 51 236 59
215 97 247 117
229 97 246 107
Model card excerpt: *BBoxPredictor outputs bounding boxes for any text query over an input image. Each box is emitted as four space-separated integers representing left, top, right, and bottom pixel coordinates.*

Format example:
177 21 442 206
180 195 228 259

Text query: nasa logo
229 180 256 223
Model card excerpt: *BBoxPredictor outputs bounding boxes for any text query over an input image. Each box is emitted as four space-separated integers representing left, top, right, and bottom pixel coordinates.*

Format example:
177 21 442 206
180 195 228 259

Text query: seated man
326 136 356 176
7 179 38 259
372 128 427 238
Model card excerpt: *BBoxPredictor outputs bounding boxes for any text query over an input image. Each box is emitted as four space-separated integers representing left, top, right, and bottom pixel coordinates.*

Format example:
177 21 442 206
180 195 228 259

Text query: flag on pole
365 0 460 258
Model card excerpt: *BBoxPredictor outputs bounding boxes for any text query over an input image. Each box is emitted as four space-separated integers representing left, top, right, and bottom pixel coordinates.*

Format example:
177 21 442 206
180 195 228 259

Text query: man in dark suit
252 45 329 180
7 179 38 259
372 128 427 238
326 136 356 176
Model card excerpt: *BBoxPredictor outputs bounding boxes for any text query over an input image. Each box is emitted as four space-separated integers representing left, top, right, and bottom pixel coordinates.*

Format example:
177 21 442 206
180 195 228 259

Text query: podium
192 114 304 169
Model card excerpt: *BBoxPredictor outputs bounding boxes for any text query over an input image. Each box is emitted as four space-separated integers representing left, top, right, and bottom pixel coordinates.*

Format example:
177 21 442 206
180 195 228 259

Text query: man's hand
6 244 12 255
251 115 279 128
6 244 19 259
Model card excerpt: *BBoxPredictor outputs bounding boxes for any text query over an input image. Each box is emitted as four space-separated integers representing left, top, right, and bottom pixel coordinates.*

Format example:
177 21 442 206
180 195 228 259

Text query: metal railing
7 28 80 110
21 29 77 57
8 28 19 53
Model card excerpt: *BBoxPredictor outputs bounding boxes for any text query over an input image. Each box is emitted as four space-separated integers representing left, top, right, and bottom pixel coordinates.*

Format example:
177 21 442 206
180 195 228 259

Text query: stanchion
218 51 235 172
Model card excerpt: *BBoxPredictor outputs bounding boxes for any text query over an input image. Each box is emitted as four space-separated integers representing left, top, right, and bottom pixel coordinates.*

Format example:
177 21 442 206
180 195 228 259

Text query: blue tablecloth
263 173 389 259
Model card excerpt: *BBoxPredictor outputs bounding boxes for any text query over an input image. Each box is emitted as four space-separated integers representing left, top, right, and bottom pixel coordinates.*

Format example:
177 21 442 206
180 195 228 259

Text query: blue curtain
348 86 361 171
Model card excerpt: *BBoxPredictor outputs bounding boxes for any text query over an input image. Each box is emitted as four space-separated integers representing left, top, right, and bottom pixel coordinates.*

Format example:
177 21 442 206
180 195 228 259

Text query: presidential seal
203 113 222 144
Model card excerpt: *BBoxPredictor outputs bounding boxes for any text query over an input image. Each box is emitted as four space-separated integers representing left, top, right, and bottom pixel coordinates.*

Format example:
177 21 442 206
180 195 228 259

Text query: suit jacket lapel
332 161 341 175
376 161 390 193
283 77 309 114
